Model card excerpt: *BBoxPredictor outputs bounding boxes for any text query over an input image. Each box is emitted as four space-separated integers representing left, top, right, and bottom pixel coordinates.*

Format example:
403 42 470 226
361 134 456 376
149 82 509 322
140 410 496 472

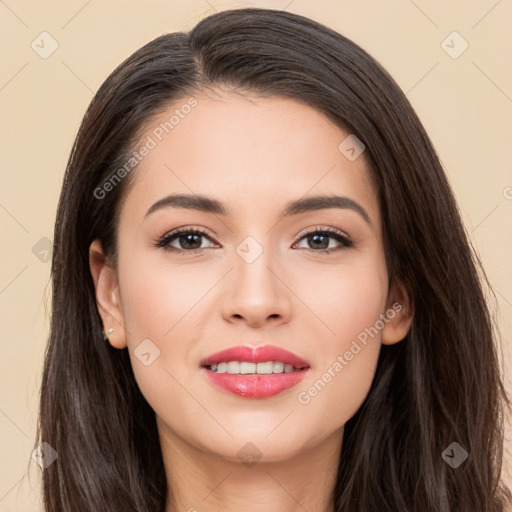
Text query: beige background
1 0 511 509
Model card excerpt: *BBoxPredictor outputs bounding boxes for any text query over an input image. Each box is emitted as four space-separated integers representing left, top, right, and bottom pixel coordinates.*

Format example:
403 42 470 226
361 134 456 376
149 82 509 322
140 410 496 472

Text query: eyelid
167 225 218 242
296 224 351 240
158 224 351 241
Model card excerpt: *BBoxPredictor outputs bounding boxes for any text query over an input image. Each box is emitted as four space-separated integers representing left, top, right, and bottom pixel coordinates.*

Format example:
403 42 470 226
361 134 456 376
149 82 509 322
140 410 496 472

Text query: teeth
273 362 284 373
240 362 256 374
207 361 300 374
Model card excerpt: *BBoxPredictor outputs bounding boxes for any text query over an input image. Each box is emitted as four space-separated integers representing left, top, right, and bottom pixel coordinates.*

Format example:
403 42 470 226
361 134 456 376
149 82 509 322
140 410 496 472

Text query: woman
34 7 511 511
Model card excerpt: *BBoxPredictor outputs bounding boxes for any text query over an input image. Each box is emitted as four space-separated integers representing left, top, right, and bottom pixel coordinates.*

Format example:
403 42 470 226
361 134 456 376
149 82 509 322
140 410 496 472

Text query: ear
89 239 127 349
381 280 414 345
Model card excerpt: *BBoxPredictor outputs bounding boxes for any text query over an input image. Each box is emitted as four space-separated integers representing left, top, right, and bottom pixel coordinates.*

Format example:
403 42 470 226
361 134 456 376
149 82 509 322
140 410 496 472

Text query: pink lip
200 345 310 368
200 345 310 399
202 369 309 398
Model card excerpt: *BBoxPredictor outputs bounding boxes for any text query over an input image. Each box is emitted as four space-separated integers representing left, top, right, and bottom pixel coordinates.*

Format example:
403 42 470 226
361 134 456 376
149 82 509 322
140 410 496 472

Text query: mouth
199 345 310 398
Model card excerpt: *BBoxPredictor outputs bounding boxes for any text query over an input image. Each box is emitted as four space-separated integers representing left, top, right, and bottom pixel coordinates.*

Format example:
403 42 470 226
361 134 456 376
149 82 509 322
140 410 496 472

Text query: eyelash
152 226 354 256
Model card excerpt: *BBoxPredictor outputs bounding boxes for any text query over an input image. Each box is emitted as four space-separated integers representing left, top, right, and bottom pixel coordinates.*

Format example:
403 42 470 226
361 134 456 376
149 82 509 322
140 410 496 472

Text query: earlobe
89 239 127 349
381 281 414 346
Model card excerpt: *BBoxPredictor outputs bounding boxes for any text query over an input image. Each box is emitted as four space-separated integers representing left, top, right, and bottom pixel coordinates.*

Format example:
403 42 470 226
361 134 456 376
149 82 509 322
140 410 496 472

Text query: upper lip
200 345 310 369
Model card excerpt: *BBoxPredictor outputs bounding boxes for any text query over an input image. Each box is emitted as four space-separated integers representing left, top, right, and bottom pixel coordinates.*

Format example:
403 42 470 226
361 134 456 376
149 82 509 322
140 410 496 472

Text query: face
90 89 412 464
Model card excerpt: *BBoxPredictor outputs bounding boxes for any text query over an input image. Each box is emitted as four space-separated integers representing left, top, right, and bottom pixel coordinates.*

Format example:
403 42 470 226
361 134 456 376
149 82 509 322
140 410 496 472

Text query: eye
293 226 353 254
153 226 353 256
153 227 218 255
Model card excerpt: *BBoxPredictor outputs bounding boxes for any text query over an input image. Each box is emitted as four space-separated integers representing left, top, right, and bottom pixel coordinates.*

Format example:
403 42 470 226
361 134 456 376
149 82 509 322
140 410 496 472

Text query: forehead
118 90 379 228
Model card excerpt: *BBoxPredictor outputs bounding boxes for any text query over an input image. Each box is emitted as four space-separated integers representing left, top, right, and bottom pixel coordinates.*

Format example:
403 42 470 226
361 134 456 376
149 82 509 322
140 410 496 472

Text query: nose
221 250 293 328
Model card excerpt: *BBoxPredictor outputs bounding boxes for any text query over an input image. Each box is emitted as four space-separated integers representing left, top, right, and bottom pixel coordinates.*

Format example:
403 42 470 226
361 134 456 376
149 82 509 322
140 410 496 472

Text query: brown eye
294 228 353 254
155 228 217 254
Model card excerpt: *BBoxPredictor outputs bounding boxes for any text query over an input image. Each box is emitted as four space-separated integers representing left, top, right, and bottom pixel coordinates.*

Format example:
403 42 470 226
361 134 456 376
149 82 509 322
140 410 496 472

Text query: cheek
118 247 209 340
292 258 386 425
298 256 387 347
116 250 202 400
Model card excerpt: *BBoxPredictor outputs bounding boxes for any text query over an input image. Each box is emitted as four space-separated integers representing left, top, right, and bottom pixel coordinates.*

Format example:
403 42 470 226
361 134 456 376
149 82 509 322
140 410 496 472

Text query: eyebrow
144 193 372 226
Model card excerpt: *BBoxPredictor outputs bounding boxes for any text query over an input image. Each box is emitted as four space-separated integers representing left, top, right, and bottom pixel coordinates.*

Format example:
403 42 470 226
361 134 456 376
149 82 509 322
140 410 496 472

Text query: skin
89 89 413 512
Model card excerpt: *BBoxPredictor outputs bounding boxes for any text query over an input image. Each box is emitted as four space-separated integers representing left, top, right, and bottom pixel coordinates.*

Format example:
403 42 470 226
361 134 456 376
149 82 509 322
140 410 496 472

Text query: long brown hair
34 7 511 511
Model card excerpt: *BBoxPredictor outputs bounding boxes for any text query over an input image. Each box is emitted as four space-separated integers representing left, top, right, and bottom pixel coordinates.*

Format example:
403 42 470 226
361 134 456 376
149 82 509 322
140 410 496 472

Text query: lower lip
201 367 309 398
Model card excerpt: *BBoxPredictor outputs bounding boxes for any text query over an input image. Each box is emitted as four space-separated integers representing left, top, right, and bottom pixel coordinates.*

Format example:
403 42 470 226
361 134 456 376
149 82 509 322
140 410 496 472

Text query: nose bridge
223 232 292 324
234 233 280 297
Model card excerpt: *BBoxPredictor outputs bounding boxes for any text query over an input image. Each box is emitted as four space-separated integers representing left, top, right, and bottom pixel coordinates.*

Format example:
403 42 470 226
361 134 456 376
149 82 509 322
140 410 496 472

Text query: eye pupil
309 234 329 249
180 234 202 249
